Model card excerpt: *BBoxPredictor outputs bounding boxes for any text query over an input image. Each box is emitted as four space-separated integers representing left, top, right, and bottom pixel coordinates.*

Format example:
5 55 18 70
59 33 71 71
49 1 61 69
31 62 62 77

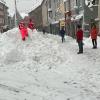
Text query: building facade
29 0 48 31
64 0 80 37
41 0 48 31
84 0 99 36
47 0 65 34
0 0 8 32
8 15 14 29
98 0 100 35
64 0 99 37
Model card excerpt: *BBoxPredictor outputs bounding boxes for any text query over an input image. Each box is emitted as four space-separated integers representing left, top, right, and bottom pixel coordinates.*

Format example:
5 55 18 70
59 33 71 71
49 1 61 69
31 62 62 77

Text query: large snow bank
0 28 100 100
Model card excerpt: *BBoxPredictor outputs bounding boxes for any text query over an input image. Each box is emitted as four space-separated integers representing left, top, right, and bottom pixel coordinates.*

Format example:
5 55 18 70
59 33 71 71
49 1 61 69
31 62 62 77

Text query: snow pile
0 28 100 100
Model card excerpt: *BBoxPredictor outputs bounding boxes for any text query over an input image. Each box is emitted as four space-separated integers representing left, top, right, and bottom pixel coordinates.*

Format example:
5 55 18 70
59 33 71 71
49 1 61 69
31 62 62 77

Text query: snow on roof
0 0 6 5
29 0 43 13
0 0 5 4
0 0 8 7
20 13 28 19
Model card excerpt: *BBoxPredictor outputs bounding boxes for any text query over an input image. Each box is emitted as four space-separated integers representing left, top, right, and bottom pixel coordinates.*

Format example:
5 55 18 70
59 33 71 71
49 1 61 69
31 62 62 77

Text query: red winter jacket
90 28 98 39
76 29 83 42
28 22 34 30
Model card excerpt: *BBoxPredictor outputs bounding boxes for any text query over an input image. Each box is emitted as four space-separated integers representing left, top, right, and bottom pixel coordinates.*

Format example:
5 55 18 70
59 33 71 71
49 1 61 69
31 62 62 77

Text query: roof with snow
0 0 8 7
0 0 6 5
28 0 43 13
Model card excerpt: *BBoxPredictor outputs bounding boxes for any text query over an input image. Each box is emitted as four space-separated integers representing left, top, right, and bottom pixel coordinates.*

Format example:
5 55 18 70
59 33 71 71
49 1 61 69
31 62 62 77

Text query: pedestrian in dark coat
90 24 98 49
76 25 83 54
42 27 45 34
60 27 65 43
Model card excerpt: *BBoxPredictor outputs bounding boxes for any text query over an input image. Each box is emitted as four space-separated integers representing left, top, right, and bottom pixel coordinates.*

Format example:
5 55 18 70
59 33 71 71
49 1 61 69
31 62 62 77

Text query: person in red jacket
28 19 35 31
90 24 98 49
76 25 83 54
19 22 28 41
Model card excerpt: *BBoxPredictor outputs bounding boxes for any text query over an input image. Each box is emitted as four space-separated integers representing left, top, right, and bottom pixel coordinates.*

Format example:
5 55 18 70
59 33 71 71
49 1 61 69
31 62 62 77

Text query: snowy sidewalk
0 28 100 100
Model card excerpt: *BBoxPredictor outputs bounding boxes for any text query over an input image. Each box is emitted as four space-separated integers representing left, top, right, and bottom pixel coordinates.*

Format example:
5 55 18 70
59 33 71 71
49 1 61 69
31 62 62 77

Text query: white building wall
48 0 64 23
98 0 100 35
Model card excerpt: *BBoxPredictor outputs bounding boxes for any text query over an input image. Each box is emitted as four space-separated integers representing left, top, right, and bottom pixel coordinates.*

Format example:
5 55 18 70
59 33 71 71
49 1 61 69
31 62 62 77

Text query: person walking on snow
76 25 83 54
42 27 46 34
28 19 35 31
19 22 28 41
60 27 65 43
90 24 98 49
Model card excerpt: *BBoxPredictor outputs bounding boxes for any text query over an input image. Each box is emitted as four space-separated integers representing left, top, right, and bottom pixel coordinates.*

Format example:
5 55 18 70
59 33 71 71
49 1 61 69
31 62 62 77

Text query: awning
51 21 59 24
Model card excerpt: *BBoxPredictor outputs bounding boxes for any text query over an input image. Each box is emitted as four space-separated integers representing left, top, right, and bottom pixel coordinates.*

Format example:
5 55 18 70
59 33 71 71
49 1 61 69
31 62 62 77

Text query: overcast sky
4 0 42 15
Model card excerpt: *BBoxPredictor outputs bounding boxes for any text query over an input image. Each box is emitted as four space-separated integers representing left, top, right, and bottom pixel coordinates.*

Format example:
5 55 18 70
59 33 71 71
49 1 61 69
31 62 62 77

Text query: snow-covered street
0 28 100 100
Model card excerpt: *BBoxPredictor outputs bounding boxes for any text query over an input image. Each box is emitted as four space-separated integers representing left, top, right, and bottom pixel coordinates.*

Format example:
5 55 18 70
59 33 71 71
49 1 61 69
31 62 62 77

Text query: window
49 11 53 18
0 3 3 9
92 0 95 5
0 11 4 16
49 0 51 8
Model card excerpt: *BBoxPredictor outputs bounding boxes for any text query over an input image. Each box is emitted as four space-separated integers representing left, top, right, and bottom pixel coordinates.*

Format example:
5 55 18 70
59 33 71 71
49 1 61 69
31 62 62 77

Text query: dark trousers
43 32 45 34
78 41 83 53
61 36 65 43
92 39 97 48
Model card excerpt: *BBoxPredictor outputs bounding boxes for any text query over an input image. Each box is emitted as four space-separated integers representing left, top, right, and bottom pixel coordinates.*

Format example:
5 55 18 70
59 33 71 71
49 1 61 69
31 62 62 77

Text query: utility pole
64 0 71 36
82 0 85 31
68 0 71 36
14 0 17 27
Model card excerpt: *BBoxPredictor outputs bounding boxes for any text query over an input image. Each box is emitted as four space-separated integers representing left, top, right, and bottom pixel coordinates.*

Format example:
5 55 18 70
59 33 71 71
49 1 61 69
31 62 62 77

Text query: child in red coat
76 25 83 54
19 22 28 41
28 19 35 31
90 24 98 49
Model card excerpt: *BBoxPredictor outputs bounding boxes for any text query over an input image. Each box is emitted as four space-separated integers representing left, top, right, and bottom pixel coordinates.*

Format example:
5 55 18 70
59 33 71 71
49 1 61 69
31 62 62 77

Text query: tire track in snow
0 83 30 94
